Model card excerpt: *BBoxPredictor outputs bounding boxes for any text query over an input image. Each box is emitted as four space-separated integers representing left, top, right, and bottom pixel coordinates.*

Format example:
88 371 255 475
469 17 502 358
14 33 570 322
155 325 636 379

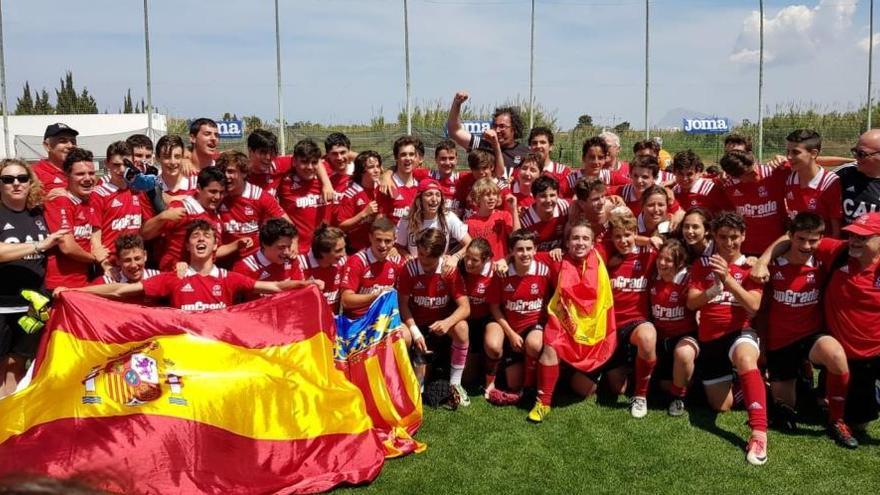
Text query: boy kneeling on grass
398 228 471 406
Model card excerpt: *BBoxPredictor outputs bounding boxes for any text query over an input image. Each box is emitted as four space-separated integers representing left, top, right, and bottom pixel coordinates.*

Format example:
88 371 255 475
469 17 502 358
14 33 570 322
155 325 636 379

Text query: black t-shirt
468 135 531 177
0 205 49 308
835 164 880 225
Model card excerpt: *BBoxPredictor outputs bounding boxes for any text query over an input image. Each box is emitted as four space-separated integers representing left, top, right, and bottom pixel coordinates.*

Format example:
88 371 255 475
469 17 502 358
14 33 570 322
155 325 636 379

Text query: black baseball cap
43 123 79 140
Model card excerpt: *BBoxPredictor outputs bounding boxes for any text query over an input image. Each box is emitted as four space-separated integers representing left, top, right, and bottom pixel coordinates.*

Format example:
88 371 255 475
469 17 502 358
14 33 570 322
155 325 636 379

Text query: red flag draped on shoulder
0 289 384 495
544 249 617 372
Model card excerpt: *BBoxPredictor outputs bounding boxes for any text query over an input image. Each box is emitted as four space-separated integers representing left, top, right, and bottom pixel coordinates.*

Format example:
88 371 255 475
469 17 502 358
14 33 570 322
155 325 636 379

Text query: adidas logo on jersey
181 283 194 293
747 401 764 411
2 223 13 231
733 190 744 197
504 283 515 292
773 272 785 281
846 186 856 192
414 281 425 290
53 177 63 184
110 199 123 208
363 270 373 278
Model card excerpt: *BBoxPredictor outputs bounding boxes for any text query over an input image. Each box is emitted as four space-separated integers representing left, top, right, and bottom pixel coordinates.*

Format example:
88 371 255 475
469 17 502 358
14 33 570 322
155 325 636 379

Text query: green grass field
340 390 880 494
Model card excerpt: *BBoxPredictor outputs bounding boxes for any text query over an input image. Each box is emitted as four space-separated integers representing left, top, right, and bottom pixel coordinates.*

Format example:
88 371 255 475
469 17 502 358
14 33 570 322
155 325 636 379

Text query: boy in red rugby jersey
487 230 553 398
782 130 842 237
336 151 383 253
717 151 788 256
466 177 519 266
339 218 402 319
297 226 347 313
611 154 681 220
671 150 724 212
603 213 658 419
233 219 324 297
563 137 628 199
377 136 423 225
519 176 570 252
430 139 462 212
686 212 768 466
756 213 855 447
278 139 334 255
63 220 301 312
217 151 288 263
398 229 471 405
528 127 570 185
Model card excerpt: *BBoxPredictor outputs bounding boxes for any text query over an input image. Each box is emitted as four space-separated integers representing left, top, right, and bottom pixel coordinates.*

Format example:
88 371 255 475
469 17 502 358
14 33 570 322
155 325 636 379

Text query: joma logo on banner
682 117 731 134
445 120 492 137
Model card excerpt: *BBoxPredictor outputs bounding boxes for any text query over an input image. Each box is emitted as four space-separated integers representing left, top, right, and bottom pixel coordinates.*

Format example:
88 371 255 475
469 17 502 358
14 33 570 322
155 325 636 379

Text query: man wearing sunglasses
836 129 880 225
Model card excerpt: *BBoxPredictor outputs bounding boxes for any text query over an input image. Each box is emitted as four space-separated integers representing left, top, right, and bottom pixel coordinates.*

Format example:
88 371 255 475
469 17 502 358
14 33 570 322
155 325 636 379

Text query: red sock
739 369 767 433
484 356 501 387
523 355 538 389
826 371 850 423
634 357 656 398
537 363 560 406
669 383 687 398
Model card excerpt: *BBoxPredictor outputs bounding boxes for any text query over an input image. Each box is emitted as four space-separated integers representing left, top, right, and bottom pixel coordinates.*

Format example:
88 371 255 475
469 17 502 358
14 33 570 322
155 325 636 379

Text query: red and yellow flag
0 289 385 494
544 250 617 372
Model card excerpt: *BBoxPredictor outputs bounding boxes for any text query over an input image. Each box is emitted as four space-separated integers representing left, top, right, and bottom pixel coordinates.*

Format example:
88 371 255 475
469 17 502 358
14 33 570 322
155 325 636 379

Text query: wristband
32 241 42 254
705 283 722 300
409 324 424 341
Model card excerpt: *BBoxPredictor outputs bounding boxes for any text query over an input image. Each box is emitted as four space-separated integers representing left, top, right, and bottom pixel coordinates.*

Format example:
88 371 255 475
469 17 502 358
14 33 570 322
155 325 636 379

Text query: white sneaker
668 399 686 417
451 383 470 407
630 396 648 418
746 435 768 466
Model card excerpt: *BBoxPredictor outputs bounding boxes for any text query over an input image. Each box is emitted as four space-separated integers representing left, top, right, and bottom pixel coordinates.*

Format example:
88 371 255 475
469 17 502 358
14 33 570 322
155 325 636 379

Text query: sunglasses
0 174 30 185
850 147 880 159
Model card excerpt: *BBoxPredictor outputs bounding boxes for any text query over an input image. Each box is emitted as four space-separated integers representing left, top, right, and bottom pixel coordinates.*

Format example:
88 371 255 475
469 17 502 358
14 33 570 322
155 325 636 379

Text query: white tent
0 113 167 161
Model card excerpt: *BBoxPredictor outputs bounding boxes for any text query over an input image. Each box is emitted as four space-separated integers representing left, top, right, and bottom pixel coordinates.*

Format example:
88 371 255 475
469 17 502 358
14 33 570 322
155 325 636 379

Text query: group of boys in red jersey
26 97 880 467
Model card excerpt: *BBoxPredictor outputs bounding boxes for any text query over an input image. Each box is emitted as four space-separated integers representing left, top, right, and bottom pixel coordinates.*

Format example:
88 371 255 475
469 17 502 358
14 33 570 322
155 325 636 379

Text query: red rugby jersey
505 180 534 211
519 199 570 252
716 164 788 254
672 177 725 212
377 173 419 225
335 182 380 252
340 248 401 318
96 268 161 306
784 167 843 232
765 239 844 350
156 196 223 272
541 161 572 186
463 261 497 320
650 269 697 338
398 259 467 324
158 173 198 196
249 155 293 197
689 255 763 342
608 246 657 326
278 174 333 254
91 182 155 254
233 250 303 282
562 169 628 198
220 182 285 259
491 259 553 334
43 193 97 289
430 169 461 212
612 184 681 217
142 266 255 312
33 159 67 191
297 250 346 312
824 256 880 359
466 209 514 261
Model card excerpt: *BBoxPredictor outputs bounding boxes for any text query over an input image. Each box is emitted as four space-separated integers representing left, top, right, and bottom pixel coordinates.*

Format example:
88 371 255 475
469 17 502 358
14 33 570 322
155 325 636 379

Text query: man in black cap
34 123 79 191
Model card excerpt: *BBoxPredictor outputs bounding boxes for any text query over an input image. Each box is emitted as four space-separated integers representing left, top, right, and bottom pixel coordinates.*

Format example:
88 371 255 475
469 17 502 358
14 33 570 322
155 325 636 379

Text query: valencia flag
543 250 617 372
0 288 385 494
334 290 425 458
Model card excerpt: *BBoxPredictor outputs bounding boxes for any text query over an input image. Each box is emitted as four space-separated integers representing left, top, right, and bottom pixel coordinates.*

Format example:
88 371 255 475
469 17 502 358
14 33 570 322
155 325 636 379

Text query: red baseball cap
843 212 880 236
417 179 442 194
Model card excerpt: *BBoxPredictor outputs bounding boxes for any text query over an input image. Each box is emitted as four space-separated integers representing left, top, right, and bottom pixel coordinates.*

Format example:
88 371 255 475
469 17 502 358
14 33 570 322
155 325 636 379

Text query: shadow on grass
687 409 747 450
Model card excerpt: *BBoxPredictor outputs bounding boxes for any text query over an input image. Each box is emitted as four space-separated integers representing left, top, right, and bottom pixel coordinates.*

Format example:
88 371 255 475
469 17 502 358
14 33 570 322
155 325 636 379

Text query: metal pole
758 0 764 162
644 0 650 139
529 0 535 130
403 0 412 135
143 0 153 137
869 0 874 130
274 0 286 154
0 0 10 158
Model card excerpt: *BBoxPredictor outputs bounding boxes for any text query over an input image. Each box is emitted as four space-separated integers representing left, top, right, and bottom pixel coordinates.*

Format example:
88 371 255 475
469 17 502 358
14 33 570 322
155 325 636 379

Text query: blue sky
1 0 873 129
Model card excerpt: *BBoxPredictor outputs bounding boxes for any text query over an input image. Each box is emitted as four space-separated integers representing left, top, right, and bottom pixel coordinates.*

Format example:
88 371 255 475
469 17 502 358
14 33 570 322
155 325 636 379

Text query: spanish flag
544 250 617 372
0 288 385 494
334 290 425 458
